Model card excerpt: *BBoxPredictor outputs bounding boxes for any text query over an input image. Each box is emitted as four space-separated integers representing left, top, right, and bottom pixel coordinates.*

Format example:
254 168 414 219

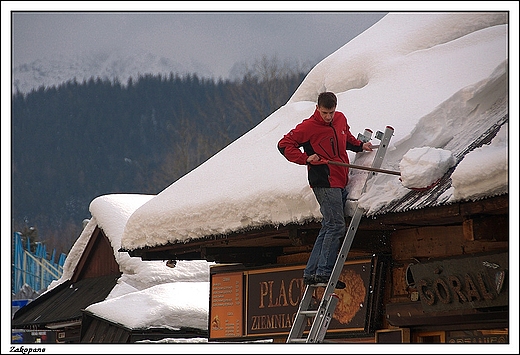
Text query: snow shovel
324 160 439 191
326 160 400 176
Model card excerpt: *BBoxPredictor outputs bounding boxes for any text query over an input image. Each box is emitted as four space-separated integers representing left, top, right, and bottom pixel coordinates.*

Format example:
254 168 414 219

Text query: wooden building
12 195 209 344
12 226 121 343
123 112 509 343
120 46 510 339
125 190 508 343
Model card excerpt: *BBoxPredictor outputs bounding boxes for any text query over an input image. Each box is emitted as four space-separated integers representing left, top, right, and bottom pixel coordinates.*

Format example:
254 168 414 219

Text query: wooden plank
463 215 508 241
282 245 313 254
276 252 309 265
360 194 508 231
459 194 508 215
390 265 409 297
202 246 284 264
462 219 475 241
461 241 509 254
390 226 464 261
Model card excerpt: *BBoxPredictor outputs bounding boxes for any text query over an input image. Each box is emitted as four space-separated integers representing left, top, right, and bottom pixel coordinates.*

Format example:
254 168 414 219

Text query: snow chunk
399 147 456 189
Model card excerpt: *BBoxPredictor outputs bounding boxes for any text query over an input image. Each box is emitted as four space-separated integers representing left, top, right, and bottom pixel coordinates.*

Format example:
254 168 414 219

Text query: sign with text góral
410 252 508 312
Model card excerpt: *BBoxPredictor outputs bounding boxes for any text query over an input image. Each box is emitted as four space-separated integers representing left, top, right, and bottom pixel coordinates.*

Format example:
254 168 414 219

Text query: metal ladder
286 126 394 343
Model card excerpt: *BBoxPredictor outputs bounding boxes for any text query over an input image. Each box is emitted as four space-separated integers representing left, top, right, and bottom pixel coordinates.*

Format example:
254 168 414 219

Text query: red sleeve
347 128 362 146
342 114 363 152
277 122 309 165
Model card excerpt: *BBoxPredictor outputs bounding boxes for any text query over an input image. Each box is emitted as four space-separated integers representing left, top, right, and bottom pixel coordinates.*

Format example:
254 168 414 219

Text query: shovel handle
326 160 401 176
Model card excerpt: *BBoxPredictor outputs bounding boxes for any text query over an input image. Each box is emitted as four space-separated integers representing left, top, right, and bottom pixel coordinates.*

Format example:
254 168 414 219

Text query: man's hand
362 142 373 151
306 154 324 164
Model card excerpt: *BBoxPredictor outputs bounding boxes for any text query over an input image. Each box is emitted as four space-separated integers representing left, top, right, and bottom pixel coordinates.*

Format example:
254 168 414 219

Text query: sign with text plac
246 259 373 337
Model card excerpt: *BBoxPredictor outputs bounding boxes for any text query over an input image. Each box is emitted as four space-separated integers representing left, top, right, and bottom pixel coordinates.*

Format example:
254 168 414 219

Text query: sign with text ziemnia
245 260 373 337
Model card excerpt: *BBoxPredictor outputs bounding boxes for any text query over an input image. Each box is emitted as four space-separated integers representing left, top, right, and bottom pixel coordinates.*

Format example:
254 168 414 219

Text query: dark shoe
315 275 346 289
303 275 316 285
335 280 346 289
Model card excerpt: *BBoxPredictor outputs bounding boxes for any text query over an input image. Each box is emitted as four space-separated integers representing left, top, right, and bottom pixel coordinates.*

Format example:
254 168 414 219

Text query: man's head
316 92 337 123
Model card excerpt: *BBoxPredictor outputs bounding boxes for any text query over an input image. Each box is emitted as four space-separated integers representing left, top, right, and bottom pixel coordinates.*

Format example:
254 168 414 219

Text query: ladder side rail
305 299 328 342
360 126 393 194
286 126 394 343
370 126 393 170
307 126 395 342
315 294 339 343
322 125 394 293
313 126 393 314
286 285 316 341
305 206 364 342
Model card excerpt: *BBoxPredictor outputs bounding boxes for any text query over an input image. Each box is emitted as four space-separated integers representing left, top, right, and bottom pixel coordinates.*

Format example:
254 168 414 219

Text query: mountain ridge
12 50 215 94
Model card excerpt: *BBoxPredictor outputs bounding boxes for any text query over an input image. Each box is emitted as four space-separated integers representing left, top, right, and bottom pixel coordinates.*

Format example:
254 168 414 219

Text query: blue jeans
304 187 347 278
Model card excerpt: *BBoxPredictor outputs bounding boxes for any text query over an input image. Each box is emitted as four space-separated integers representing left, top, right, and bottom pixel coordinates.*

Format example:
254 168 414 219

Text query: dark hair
317 92 337 109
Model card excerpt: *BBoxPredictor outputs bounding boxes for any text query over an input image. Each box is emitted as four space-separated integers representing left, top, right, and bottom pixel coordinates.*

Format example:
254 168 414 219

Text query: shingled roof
11 275 119 329
373 105 508 216
11 226 121 331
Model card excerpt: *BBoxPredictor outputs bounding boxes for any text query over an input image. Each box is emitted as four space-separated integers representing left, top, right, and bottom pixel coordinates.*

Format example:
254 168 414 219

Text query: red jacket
278 109 363 188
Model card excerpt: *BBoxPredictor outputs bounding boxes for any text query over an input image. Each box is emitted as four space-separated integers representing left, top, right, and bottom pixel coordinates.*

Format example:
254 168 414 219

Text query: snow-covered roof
47 193 213 331
120 12 509 252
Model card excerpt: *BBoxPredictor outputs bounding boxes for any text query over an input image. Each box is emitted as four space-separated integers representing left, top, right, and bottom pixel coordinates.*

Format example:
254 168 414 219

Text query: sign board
209 258 382 340
409 252 508 312
209 272 244 338
12 329 57 343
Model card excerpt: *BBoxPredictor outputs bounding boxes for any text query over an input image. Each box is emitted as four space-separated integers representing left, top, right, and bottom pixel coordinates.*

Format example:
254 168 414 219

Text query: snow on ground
85 281 210 330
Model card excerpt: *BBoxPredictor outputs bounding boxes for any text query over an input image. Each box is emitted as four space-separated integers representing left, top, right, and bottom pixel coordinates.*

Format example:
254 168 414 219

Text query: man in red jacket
277 92 373 289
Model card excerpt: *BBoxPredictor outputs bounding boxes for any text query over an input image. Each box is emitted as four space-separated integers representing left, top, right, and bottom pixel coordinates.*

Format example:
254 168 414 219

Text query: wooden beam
360 194 508 230
462 214 509 241
385 301 508 328
201 246 284 265
390 225 465 261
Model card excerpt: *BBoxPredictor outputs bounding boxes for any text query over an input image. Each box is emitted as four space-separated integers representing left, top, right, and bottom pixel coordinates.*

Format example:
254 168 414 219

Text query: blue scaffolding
12 232 67 295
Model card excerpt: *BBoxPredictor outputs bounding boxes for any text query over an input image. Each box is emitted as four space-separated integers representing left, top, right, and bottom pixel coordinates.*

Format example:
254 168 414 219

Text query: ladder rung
311 283 327 287
287 338 308 343
299 310 318 316
286 125 395 344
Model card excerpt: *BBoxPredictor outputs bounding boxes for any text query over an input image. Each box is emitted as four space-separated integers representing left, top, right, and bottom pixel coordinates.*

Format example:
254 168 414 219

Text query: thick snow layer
85 282 210 330
120 12 508 251
45 194 213 332
450 123 508 201
399 147 456 189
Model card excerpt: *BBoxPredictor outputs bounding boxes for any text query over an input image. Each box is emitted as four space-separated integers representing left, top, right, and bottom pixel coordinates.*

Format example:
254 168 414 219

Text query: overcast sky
6 2 515 80
10 9 387 79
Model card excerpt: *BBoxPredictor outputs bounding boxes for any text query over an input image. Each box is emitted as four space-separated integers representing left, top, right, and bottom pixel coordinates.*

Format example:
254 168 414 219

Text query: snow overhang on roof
119 12 508 255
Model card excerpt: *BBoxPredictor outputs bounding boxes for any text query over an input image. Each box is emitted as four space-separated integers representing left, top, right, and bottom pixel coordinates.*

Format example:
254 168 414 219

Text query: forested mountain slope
12 69 305 254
